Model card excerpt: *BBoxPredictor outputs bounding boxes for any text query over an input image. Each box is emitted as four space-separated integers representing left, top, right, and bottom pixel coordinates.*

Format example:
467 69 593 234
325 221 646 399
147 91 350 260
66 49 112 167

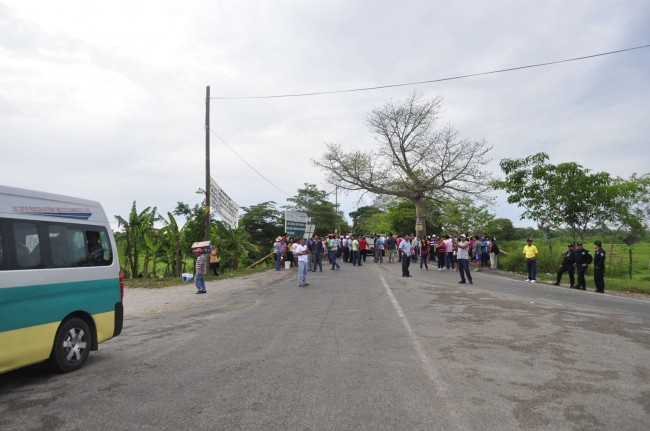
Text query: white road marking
380 275 464 430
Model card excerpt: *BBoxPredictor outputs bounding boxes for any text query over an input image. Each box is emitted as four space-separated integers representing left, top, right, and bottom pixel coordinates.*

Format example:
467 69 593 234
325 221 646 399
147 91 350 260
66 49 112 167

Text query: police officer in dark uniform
593 240 606 293
573 241 593 290
553 243 575 287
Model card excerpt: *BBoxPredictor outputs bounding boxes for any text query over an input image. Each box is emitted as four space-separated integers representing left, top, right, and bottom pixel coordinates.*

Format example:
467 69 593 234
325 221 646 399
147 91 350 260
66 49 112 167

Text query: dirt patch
123 269 288 318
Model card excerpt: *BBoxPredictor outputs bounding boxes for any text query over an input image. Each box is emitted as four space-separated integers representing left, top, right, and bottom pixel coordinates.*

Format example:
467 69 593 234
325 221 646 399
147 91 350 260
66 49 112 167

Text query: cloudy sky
1 1 649 231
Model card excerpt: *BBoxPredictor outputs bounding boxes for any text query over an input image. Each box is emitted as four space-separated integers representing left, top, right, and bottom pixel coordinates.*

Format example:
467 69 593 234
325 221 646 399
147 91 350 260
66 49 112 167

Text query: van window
0 228 4 266
13 222 41 268
2 220 112 270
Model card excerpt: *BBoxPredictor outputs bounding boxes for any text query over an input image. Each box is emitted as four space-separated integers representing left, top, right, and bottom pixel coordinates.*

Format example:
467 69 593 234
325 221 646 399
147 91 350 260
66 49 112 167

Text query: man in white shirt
456 234 473 284
293 237 310 287
398 236 412 277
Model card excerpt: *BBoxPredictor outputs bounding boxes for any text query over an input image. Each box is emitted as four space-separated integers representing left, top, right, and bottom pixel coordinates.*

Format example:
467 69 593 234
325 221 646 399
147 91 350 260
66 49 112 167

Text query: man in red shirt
359 236 368 262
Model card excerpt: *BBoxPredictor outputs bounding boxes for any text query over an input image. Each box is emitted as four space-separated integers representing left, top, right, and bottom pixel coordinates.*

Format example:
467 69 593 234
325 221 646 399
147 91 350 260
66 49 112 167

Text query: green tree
240 201 283 248
495 152 650 244
385 199 417 235
600 174 650 279
174 202 215 258
160 212 184 277
438 197 494 235
115 202 159 278
483 218 517 241
143 230 166 278
363 211 393 235
312 92 493 237
215 221 255 270
285 183 345 235
493 153 557 239
349 206 383 233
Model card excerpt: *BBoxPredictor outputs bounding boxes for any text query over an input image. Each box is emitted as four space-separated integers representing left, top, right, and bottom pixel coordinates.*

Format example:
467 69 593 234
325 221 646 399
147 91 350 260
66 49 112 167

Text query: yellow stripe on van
0 321 59 374
93 311 116 343
0 311 115 374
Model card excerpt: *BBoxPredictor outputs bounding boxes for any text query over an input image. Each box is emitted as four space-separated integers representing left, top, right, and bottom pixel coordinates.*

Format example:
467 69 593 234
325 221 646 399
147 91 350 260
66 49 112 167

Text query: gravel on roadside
123 269 290 318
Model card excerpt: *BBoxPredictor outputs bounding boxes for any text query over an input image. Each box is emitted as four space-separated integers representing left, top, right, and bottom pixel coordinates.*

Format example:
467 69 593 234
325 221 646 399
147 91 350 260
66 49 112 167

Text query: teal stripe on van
0 279 120 332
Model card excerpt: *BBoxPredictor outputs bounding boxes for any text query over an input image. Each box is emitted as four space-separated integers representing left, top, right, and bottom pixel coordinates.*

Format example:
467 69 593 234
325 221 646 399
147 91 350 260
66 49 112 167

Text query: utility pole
335 185 339 234
205 85 211 241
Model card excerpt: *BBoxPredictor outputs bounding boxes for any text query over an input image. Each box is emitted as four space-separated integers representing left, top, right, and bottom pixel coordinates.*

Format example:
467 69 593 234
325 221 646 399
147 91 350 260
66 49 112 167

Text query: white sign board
210 178 239 229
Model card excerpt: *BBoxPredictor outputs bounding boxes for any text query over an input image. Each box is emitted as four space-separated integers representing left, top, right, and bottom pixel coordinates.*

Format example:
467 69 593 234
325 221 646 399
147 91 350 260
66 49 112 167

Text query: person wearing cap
553 243 576 287
273 236 284 271
522 239 538 283
193 247 207 294
593 240 606 293
456 234 473 284
573 241 593 290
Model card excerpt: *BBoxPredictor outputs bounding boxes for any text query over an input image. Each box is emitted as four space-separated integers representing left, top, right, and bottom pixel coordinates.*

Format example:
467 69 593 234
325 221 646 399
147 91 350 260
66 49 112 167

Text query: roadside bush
497 240 561 275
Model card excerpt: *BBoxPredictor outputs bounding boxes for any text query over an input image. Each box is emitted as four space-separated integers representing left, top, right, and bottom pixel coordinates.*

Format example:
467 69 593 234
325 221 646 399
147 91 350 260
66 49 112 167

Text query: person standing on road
411 234 419 263
342 235 350 263
294 237 309 287
593 240 606 293
553 243 576 287
209 247 220 276
194 248 207 294
311 235 324 272
398 234 412 277
419 237 429 270
574 241 593 290
456 234 473 284
473 235 482 272
386 233 397 263
328 234 341 270
523 238 538 283
445 235 454 270
489 237 498 269
436 236 447 270
397 235 403 262
274 236 284 271
352 235 362 266
481 236 490 270
374 234 384 263
359 236 368 262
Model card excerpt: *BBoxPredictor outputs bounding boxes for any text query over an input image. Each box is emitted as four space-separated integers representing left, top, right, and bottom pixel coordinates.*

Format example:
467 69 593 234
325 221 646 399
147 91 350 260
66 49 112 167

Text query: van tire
49 318 92 373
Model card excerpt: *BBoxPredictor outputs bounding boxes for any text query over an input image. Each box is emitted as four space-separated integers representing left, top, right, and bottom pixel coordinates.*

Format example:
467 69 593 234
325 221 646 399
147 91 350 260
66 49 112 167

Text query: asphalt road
1 260 649 431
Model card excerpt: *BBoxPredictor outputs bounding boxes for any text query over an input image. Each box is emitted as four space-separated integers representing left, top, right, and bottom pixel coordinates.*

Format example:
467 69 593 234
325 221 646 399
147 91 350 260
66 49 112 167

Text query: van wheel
49 318 92 373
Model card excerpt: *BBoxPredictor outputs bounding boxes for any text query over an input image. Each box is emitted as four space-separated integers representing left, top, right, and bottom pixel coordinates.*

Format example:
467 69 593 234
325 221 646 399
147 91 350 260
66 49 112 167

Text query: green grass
497 238 650 295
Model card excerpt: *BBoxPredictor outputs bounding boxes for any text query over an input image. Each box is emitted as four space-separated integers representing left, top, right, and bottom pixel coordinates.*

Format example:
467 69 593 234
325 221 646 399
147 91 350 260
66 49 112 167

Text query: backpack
492 242 500 255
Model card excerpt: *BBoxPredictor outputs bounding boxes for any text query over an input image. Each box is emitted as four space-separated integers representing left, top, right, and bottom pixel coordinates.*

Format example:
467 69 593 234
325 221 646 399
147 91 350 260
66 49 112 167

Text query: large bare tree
311 92 493 237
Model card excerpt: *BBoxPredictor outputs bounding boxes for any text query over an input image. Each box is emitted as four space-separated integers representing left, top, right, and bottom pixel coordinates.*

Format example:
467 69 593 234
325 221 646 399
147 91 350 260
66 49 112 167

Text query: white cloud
1 1 649 232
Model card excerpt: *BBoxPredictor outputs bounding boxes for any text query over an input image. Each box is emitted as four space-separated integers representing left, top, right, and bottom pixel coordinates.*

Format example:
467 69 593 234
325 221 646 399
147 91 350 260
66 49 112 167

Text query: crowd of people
272 232 500 286
271 233 607 293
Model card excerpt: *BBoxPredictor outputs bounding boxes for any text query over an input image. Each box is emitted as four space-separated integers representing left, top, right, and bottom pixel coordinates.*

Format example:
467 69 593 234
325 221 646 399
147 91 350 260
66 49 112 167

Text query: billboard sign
210 178 239 229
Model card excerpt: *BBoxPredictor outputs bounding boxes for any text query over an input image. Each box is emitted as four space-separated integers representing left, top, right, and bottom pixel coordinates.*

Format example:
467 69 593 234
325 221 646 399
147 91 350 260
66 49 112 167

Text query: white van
0 185 123 373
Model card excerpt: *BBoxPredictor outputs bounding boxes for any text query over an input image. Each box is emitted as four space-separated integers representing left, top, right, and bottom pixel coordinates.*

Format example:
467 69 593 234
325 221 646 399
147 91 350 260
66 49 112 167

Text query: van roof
0 185 108 223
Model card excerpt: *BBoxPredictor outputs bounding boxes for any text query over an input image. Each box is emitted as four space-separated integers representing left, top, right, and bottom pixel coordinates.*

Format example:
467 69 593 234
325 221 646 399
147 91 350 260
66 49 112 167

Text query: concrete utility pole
205 85 211 241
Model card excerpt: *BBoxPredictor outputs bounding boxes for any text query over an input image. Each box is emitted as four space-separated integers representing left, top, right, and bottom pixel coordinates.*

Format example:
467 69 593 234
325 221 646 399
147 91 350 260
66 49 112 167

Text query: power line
212 44 650 100
209 128 290 196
